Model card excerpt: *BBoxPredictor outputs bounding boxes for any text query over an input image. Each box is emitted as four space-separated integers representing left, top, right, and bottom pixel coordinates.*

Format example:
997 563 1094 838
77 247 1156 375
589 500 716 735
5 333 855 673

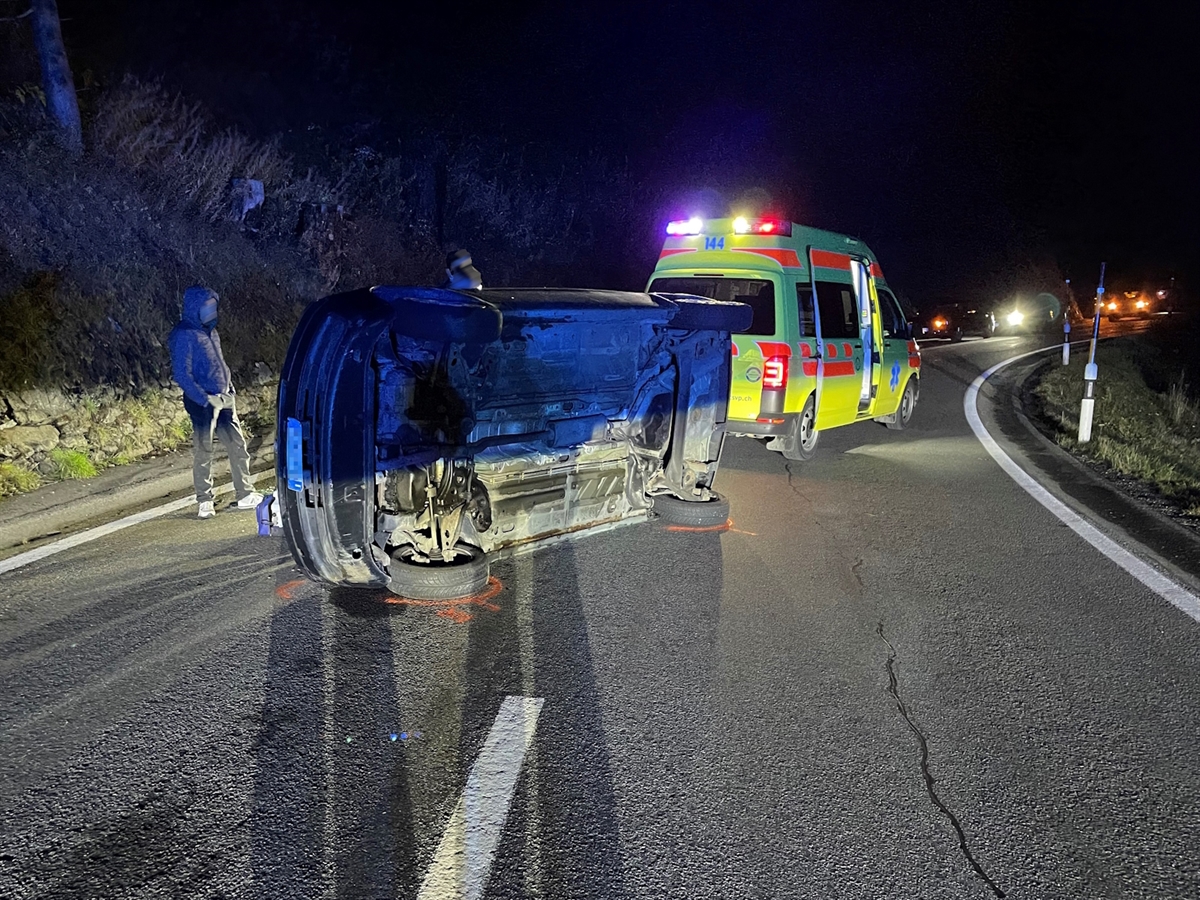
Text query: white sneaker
198 501 216 519
236 491 264 510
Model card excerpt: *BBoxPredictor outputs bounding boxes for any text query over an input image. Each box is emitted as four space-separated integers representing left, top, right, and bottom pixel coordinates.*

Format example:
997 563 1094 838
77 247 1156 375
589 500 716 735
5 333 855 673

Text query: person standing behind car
168 285 262 519
442 249 483 289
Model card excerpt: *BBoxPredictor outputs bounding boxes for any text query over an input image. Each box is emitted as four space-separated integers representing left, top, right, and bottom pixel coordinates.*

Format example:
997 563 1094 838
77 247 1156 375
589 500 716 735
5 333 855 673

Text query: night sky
55 0 1200 301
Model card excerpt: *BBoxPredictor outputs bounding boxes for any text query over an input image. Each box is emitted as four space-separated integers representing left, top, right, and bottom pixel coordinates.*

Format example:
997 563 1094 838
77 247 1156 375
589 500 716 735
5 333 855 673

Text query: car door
811 276 862 430
871 286 910 417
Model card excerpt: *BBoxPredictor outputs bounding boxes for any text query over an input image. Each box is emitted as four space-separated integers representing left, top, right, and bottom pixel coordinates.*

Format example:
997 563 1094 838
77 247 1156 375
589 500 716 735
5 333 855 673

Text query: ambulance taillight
763 357 788 391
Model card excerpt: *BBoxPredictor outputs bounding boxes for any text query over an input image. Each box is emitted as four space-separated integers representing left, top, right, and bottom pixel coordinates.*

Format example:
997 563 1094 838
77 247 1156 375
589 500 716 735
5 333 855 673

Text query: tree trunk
29 0 82 153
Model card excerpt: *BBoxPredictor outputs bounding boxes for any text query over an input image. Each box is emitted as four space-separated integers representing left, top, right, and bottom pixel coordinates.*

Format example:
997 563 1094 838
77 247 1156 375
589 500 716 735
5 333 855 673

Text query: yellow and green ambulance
647 216 920 460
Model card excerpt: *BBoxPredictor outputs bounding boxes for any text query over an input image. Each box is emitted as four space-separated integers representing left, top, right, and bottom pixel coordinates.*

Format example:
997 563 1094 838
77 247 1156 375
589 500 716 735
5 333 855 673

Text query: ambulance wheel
780 397 819 461
653 492 730 528
387 542 490 601
886 379 917 431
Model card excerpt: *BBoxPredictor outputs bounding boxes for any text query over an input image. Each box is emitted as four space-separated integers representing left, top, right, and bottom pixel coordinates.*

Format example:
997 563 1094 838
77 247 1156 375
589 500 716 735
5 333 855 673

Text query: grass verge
1034 325 1200 520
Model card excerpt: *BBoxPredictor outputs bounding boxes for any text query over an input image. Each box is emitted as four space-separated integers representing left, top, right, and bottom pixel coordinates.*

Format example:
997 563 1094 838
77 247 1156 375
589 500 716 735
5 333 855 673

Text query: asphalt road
2 325 1198 899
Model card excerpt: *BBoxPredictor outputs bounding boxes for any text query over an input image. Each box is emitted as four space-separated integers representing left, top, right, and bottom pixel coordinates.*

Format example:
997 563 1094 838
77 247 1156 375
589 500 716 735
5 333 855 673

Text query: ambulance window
796 285 816 337
878 289 906 337
814 281 858 339
649 277 776 335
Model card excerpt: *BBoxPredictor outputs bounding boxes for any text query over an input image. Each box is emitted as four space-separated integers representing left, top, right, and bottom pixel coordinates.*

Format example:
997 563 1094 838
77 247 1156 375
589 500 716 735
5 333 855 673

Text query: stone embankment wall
0 379 278 496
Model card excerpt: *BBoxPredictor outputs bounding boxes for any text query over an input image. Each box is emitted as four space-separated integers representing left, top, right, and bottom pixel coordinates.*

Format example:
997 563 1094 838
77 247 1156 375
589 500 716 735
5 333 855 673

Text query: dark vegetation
0 52 651 395
1034 318 1200 520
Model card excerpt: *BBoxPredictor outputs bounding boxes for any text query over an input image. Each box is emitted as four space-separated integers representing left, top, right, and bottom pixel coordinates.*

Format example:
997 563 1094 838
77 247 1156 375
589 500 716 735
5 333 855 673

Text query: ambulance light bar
732 217 793 237
666 217 704 235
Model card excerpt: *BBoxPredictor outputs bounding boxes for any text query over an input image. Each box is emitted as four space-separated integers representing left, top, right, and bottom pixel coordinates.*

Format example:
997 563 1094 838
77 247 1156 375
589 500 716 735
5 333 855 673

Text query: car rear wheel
886 379 917 431
653 492 730 528
778 395 819 461
387 542 490 601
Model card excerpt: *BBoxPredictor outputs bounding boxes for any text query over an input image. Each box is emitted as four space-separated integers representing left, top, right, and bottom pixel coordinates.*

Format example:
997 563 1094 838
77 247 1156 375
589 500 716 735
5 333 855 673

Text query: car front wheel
388 542 490 601
886 379 917 431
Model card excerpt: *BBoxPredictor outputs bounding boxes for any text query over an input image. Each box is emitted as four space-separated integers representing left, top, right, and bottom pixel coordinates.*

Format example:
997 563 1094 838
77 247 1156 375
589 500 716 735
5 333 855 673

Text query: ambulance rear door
646 270 784 425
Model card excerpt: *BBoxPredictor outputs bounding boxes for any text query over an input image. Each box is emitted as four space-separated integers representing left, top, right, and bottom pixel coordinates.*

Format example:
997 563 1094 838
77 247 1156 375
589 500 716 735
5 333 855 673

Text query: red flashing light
754 219 792 236
762 356 788 391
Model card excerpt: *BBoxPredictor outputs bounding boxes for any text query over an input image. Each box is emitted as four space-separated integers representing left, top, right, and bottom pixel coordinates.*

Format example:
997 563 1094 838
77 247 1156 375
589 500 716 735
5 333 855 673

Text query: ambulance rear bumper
727 416 790 438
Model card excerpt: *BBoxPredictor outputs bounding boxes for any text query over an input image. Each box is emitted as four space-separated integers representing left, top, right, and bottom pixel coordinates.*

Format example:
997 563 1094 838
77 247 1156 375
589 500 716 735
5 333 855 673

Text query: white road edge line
0 468 275 576
965 346 1200 624
418 695 545 900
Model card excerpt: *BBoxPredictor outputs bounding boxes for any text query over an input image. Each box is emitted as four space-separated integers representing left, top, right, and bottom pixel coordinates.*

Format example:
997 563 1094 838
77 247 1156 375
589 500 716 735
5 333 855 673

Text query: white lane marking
965 346 1200 624
0 470 274 576
418 695 545 900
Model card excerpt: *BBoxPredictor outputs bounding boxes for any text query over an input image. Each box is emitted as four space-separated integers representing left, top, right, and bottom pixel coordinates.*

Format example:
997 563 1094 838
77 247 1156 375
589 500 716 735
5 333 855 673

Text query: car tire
387 542 490 601
886 378 917 431
773 395 819 461
653 492 730 528
951 327 964 343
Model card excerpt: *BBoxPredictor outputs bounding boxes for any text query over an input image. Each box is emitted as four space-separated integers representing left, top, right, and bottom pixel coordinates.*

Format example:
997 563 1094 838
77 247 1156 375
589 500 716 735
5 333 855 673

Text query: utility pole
1078 262 1105 443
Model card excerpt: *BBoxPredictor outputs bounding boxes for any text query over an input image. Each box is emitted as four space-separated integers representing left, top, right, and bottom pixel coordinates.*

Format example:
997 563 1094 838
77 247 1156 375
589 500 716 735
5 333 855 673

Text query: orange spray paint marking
275 579 308 601
665 518 733 534
381 576 504 624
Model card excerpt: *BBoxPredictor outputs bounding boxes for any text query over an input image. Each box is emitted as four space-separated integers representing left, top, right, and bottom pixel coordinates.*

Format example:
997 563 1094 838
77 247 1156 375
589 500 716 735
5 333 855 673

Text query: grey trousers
183 396 253 503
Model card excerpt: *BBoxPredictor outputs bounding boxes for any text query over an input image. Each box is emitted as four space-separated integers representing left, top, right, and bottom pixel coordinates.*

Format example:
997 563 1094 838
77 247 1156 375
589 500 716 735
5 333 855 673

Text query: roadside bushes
93 76 293 223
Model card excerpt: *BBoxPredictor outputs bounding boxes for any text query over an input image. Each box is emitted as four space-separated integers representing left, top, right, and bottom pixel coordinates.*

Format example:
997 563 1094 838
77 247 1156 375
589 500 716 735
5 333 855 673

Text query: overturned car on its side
276 286 750 599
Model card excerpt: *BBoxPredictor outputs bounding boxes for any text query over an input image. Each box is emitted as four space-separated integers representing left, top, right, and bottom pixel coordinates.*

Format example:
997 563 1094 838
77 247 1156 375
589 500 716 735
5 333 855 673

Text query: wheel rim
799 407 818 450
900 385 914 423
395 543 479 567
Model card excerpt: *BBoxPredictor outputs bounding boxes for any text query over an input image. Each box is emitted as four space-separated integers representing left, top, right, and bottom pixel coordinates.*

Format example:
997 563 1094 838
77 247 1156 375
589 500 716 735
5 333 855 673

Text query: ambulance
647 216 920 460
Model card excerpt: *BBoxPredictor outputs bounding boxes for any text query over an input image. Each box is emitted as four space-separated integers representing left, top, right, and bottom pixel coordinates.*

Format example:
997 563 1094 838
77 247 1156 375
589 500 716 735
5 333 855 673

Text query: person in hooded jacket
168 285 262 519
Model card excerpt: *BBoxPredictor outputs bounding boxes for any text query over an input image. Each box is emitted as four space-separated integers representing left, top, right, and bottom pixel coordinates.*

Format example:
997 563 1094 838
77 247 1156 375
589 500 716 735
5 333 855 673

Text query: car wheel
653 492 730 528
778 395 819 461
886 379 917 431
951 327 964 343
388 542 490 601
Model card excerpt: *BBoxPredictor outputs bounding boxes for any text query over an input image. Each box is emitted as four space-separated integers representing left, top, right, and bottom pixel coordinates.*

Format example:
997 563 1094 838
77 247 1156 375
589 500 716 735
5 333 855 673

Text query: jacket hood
182 285 218 327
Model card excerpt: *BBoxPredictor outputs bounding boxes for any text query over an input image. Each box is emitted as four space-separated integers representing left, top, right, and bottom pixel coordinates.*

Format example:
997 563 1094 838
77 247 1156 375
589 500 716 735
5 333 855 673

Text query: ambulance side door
874 287 910 416
812 278 862 430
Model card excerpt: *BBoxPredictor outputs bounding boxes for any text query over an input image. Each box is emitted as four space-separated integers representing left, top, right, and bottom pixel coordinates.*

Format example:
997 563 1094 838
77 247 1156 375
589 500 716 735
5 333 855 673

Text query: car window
650 277 777 336
877 288 907 338
814 281 858 339
796 284 816 337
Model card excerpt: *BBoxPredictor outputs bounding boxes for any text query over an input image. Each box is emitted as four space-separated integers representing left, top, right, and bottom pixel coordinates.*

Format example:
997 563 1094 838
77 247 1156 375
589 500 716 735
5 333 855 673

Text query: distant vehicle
277 286 750 600
1104 290 1155 320
995 293 1065 334
647 216 921 462
918 303 996 341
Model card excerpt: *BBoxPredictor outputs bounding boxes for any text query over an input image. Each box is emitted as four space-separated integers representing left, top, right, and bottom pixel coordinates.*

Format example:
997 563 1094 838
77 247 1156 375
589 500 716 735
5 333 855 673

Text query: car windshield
650 277 776 336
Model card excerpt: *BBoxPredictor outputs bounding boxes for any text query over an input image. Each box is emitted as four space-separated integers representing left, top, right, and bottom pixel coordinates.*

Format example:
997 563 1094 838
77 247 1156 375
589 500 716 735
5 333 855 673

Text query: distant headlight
1006 310 1024 326
933 317 947 329
1107 301 1117 310
1135 299 1146 309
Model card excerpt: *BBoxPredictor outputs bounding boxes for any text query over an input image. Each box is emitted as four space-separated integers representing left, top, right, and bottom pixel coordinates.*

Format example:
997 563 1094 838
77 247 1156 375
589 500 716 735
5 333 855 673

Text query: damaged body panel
277 286 749 596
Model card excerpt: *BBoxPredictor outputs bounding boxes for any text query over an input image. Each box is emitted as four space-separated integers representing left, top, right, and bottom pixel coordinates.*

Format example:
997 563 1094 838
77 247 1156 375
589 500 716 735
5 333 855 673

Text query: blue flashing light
666 217 703 236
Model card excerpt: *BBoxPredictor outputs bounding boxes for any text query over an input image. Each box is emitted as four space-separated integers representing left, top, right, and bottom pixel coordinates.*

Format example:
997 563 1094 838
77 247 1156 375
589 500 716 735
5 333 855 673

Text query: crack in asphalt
877 622 1006 898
